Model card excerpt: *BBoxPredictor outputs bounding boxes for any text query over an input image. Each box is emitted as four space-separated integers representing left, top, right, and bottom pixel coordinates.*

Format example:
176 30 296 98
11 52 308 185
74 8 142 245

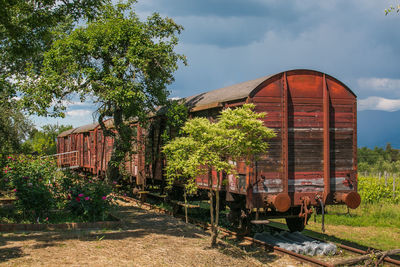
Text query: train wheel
285 216 307 232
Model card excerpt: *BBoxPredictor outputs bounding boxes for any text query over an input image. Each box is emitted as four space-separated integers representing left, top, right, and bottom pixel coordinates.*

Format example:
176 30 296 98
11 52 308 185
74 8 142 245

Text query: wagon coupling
299 196 313 226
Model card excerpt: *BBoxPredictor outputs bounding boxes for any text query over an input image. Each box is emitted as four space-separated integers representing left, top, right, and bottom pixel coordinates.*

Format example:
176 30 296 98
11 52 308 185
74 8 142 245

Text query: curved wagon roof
58 69 355 137
57 119 114 137
184 69 355 112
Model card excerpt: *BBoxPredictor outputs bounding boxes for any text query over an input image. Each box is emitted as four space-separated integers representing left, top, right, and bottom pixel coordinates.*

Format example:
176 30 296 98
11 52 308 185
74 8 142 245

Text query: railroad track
116 194 400 267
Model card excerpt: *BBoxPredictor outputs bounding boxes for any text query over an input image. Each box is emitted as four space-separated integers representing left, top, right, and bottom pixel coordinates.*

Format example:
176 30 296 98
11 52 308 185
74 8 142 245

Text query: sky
32 0 400 147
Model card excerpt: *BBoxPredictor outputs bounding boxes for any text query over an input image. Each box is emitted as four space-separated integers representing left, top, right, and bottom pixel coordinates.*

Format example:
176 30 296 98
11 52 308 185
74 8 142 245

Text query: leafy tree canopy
22 1 186 180
0 0 107 76
0 0 108 155
0 91 33 156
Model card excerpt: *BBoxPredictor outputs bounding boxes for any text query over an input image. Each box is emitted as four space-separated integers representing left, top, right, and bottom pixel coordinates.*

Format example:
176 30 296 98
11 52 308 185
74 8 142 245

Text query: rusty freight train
57 69 361 231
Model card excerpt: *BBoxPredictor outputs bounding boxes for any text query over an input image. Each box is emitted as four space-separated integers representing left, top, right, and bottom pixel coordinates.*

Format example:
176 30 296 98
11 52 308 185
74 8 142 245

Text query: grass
317 203 400 228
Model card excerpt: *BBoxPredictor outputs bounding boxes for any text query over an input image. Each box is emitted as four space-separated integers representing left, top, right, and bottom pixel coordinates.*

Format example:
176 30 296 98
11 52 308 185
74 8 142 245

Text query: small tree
164 104 276 246
164 137 201 223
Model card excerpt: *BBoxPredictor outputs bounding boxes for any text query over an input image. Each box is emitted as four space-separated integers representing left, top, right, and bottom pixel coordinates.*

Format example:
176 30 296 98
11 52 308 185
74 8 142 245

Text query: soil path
0 201 302 266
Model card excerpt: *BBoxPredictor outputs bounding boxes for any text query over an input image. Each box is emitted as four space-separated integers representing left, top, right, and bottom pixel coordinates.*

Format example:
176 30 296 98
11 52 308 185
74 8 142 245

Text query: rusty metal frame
282 72 289 195
323 74 330 203
353 99 358 189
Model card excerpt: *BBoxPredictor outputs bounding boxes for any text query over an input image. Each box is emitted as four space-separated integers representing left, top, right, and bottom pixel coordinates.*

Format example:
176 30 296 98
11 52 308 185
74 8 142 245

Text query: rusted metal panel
323 74 331 202
353 100 358 191
56 69 358 211
282 73 289 196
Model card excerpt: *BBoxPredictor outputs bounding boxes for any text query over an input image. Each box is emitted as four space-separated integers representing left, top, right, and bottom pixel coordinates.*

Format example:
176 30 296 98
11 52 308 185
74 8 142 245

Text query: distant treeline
358 143 400 175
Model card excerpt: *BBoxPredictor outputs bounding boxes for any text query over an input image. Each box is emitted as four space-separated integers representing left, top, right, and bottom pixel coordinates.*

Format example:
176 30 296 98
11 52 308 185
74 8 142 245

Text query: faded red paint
57 69 359 212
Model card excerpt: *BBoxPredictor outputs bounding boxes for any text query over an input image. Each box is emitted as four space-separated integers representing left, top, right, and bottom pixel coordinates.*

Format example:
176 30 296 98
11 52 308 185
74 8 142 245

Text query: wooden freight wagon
57 119 145 181
180 69 360 230
140 69 360 230
57 69 360 231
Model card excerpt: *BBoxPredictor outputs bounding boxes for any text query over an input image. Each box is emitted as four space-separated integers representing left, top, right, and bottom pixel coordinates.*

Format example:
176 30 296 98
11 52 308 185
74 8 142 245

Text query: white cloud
358 96 400 112
66 109 92 117
357 78 400 92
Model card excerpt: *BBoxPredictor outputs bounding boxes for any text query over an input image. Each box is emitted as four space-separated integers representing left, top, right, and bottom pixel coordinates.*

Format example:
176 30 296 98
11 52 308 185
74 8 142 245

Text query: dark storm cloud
137 0 295 18
138 1 400 100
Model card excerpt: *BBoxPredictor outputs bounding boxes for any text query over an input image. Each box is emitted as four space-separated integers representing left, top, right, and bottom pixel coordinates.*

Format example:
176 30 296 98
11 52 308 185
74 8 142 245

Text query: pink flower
85 197 90 201
67 195 71 200
76 197 81 202
102 196 107 200
45 217 48 221
112 181 117 184
78 193 84 197
13 188 17 192
4 170 7 174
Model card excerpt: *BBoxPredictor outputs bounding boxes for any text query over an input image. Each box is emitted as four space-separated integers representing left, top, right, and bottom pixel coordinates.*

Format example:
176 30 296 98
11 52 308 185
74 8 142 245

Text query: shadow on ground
0 204 278 264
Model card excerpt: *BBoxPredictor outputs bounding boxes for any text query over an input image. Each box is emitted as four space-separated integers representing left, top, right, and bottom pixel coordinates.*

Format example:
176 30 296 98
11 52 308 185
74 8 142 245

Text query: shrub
1 156 113 223
61 172 113 221
2 155 60 220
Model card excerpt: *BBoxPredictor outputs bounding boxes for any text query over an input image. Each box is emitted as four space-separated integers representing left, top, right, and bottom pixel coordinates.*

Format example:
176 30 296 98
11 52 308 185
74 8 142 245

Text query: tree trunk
208 168 216 247
184 191 188 223
213 172 221 247
106 107 134 183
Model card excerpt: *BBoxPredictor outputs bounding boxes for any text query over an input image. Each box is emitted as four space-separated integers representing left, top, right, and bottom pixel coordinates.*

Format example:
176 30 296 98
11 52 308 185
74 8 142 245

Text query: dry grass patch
0 201 307 267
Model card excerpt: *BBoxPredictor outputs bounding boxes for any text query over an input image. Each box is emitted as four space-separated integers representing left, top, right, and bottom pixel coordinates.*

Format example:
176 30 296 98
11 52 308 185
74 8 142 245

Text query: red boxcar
57 69 360 231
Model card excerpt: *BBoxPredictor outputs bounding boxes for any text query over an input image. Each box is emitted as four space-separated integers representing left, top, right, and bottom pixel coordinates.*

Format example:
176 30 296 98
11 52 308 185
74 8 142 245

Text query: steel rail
117 195 400 266
116 195 334 266
262 221 400 266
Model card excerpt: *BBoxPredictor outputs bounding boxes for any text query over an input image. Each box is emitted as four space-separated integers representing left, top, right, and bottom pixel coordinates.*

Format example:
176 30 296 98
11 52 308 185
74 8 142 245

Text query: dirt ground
0 200 306 267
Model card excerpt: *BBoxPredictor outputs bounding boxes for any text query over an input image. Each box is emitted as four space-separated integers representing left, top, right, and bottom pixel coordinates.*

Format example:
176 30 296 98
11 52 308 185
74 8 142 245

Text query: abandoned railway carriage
57 69 361 231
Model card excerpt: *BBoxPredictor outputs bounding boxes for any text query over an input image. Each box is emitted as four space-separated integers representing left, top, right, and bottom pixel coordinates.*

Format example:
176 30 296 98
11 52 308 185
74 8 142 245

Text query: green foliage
23 124 73 155
1 155 61 220
357 144 400 174
21 1 186 119
20 1 186 181
312 203 400 229
358 175 400 204
0 0 108 129
60 172 113 221
0 89 34 157
1 156 113 223
164 104 276 190
164 136 203 194
0 0 108 75
161 99 189 143
164 104 276 246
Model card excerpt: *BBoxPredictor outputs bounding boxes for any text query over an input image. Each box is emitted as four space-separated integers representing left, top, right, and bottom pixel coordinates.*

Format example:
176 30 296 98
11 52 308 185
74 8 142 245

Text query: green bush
1 156 114 223
60 172 113 221
2 155 60 221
